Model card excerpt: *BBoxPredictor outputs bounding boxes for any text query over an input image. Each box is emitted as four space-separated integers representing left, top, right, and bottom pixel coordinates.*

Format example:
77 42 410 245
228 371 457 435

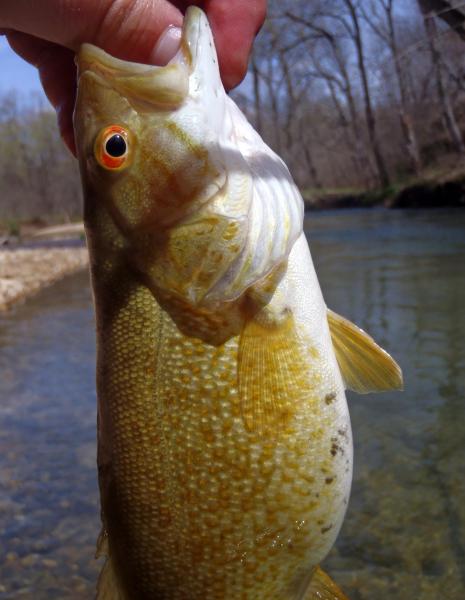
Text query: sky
0 37 48 100
0 35 251 105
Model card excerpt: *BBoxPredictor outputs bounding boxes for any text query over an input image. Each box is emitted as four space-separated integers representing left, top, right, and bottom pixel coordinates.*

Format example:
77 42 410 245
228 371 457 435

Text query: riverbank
304 166 465 210
0 246 88 311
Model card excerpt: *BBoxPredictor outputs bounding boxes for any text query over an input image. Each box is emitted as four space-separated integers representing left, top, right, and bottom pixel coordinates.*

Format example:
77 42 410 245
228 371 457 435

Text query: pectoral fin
304 566 349 600
327 308 403 394
238 311 309 434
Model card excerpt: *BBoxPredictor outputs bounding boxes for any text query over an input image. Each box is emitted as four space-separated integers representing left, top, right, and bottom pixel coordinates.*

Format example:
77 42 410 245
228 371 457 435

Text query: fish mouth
75 6 207 108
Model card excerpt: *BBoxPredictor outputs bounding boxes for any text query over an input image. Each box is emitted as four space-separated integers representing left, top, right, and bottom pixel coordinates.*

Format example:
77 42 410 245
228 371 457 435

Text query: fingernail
150 25 182 66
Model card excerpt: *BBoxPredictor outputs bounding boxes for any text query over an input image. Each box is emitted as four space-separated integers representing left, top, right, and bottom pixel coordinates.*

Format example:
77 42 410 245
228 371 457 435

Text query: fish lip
75 7 204 79
76 44 157 78
74 8 208 108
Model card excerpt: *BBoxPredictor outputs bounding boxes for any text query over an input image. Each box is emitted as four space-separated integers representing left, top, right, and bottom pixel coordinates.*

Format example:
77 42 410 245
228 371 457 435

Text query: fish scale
93 264 350 598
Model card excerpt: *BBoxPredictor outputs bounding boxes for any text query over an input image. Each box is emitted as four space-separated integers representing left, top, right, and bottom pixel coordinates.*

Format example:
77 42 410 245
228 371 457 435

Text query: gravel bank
0 247 89 311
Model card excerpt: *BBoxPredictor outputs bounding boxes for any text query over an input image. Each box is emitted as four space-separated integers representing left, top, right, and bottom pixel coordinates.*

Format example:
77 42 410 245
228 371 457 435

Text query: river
0 209 464 599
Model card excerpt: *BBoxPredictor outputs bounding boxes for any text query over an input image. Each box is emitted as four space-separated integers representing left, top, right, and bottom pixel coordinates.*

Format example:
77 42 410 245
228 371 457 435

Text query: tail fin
304 566 350 600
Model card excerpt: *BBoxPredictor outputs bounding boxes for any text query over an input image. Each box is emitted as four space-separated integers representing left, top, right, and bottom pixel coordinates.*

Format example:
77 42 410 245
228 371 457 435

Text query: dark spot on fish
338 428 348 441
321 524 333 534
330 437 344 457
325 477 334 485
325 392 336 405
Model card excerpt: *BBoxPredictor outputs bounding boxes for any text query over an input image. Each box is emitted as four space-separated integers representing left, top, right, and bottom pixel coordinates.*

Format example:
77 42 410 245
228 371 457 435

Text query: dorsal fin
327 308 403 394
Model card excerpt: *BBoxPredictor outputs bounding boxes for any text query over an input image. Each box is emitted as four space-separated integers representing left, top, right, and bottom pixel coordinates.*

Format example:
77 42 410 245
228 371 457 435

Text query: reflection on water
0 209 464 599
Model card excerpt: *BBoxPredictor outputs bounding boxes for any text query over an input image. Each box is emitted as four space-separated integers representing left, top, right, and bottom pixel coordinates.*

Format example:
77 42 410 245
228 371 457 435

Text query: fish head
74 6 227 234
74 6 303 344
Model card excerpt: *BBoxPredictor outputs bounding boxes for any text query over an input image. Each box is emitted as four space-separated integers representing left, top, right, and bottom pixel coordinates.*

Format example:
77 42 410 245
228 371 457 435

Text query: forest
1 0 465 226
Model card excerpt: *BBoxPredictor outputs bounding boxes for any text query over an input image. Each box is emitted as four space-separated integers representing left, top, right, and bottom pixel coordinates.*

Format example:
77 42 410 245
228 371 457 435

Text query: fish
73 6 403 599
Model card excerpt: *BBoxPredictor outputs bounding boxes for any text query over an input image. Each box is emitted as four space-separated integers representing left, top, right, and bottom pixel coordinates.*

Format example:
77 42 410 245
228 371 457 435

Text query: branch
418 0 465 42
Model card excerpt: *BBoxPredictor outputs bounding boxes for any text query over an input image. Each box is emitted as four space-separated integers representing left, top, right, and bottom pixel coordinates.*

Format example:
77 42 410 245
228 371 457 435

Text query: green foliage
5 218 20 237
362 183 403 206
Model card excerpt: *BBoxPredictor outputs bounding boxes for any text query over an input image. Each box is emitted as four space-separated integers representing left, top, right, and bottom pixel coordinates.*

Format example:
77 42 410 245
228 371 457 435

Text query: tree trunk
419 2 465 155
419 0 465 41
325 79 373 186
251 53 263 136
385 0 422 174
344 0 390 187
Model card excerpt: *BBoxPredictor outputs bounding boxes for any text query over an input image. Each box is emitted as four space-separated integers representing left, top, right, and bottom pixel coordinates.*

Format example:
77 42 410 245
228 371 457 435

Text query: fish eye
95 125 132 170
106 134 126 157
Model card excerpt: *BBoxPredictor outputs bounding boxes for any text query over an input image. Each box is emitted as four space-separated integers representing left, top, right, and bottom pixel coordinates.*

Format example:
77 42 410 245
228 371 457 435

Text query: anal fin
238 311 309 434
96 528 109 559
327 308 403 394
304 566 350 600
96 557 125 600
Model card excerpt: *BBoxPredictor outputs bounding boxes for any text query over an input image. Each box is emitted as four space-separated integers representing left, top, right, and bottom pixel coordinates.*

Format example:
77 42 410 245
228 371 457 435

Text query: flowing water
0 209 464 599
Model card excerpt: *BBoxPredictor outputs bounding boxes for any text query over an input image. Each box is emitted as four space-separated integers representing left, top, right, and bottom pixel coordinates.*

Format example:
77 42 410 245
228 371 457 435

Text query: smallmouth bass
73 7 402 599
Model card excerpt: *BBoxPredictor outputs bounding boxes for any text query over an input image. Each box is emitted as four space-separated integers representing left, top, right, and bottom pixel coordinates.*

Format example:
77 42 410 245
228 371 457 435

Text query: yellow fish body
73 8 402 599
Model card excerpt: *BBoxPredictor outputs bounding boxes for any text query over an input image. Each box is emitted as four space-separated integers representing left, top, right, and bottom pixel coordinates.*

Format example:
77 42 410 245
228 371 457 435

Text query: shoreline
1 177 463 313
303 168 465 210
0 246 89 312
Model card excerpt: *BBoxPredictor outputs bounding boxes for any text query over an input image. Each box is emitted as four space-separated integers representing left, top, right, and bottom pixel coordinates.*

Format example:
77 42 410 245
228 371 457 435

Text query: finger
0 0 183 64
7 31 77 154
150 25 182 65
197 0 267 89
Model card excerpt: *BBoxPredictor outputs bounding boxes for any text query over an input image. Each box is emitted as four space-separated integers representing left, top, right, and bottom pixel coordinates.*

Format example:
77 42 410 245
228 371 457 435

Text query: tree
364 0 422 174
418 0 465 155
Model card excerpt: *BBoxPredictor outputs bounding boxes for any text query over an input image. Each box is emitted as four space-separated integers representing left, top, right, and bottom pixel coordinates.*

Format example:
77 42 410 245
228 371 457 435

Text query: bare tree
283 9 376 185
418 0 465 155
364 0 422 174
340 0 390 186
0 92 82 224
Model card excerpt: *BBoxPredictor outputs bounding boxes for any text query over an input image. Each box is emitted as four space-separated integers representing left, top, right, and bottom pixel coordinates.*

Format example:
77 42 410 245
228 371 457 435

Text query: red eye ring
94 125 132 170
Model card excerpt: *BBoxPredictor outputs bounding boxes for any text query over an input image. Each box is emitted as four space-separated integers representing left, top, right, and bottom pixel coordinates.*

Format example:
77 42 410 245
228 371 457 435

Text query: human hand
0 0 266 153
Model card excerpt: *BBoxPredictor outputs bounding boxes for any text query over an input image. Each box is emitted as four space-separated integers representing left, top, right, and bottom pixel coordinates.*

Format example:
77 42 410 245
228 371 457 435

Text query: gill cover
74 7 304 344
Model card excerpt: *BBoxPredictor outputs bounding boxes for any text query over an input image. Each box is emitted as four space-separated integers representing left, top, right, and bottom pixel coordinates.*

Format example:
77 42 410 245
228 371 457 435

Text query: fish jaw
73 6 225 161
74 6 222 111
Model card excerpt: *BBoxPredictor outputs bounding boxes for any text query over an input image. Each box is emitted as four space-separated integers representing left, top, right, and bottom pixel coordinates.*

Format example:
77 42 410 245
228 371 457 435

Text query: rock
0 247 88 311
42 558 58 568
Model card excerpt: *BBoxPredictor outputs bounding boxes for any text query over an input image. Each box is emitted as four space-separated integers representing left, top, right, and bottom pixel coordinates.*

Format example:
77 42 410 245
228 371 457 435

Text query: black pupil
105 134 126 157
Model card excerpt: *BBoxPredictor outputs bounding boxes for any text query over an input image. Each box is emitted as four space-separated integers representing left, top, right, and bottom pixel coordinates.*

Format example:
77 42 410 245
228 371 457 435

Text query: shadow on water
0 209 464 598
